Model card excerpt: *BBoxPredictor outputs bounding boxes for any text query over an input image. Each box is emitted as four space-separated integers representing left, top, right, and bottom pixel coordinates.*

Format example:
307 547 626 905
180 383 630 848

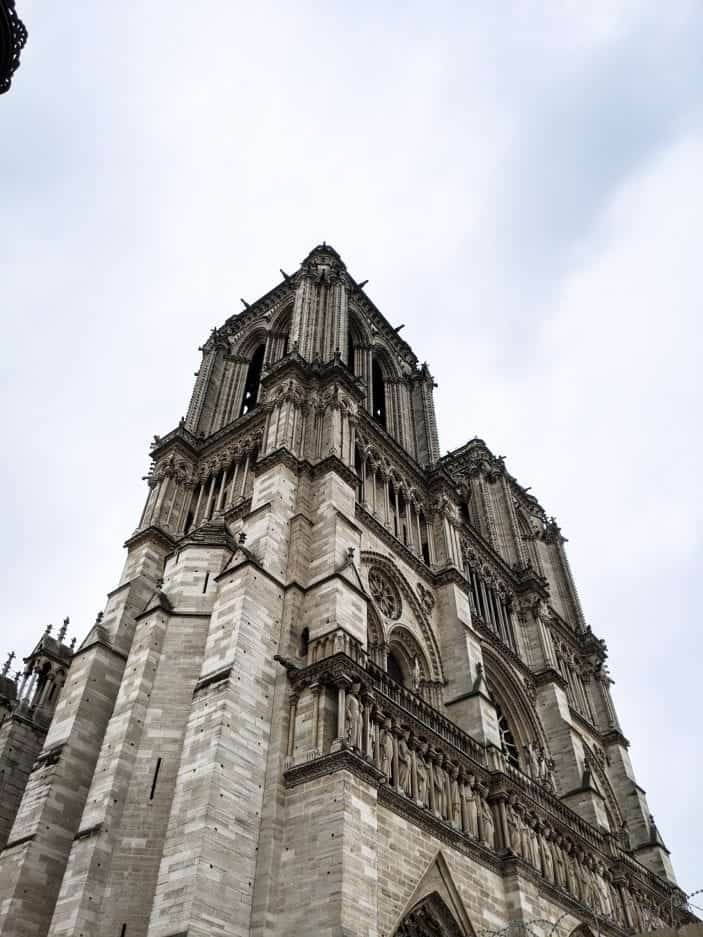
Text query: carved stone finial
58 617 69 642
238 531 247 545
2 651 15 676
44 624 53 637
95 611 104 625
70 637 77 651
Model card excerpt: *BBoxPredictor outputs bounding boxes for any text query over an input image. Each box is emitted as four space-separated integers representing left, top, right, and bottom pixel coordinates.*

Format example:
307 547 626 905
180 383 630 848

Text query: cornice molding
284 748 385 789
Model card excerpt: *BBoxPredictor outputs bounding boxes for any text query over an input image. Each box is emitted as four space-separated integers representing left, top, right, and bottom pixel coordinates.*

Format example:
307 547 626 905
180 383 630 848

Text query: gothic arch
393 893 468 937
347 303 372 346
270 302 293 333
390 851 475 937
515 505 543 573
268 304 292 363
570 925 596 937
361 551 445 685
482 646 548 758
367 604 386 666
387 623 431 688
582 741 624 832
237 325 269 360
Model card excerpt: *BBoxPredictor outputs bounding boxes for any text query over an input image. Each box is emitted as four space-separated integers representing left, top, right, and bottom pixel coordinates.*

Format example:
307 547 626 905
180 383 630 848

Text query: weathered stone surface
0 245 689 937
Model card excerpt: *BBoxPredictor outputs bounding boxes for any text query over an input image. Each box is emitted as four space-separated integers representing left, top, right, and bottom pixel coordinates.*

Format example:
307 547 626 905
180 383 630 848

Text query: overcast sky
2 0 701 897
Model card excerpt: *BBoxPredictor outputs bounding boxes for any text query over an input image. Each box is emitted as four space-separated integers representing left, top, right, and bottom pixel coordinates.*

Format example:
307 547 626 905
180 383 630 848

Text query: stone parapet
279 637 689 936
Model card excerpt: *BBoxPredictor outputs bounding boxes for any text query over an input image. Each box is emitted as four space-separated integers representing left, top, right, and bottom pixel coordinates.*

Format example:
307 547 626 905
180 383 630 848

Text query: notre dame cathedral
0 245 692 937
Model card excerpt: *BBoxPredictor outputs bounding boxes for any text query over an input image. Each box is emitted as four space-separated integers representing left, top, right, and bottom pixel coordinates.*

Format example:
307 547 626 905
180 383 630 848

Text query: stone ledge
33 741 65 769
284 748 385 789
193 665 233 696
74 822 103 841
2 832 35 850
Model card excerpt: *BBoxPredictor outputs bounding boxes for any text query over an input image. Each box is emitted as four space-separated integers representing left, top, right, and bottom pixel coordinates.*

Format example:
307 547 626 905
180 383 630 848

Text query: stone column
286 693 299 764
331 677 349 752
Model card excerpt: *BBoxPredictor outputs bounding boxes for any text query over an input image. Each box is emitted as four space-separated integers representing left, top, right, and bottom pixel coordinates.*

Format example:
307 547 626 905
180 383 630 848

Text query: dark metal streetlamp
0 0 27 94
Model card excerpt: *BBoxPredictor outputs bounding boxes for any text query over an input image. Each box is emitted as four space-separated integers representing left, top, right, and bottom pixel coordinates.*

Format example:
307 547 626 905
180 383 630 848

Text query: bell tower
0 244 689 937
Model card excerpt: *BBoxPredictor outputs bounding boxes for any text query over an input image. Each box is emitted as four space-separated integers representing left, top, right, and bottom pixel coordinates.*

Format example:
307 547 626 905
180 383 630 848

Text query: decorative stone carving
449 764 461 829
368 567 401 619
539 825 555 883
506 796 522 857
416 742 429 808
380 718 394 781
478 786 495 848
416 582 435 616
345 681 363 751
398 729 412 796
464 775 479 839
432 752 448 820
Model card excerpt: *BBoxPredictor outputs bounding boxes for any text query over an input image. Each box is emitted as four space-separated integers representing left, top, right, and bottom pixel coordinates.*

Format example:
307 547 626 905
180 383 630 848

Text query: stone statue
519 808 532 862
478 789 495 848
539 827 555 883
449 765 461 828
433 754 447 819
523 742 540 780
412 657 421 692
526 815 540 868
464 776 478 838
416 743 429 807
565 843 579 899
553 835 567 889
596 863 612 918
345 682 363 751
507 799 522 857
380 718 394 782
397 729 412 796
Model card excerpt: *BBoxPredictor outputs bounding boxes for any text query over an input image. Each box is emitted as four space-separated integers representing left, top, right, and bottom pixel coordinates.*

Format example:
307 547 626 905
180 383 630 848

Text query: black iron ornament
0 0 27 94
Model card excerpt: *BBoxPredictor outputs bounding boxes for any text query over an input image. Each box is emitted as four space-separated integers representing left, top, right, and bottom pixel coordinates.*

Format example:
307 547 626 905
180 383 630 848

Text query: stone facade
0 244 693 937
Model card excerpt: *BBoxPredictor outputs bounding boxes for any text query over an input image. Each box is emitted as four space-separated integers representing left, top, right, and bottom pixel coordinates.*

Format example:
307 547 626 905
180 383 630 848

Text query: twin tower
0 246 687 937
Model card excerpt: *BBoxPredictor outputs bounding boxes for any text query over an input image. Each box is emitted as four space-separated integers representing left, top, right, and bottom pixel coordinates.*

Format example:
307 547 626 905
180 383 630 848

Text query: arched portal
394 892 468 937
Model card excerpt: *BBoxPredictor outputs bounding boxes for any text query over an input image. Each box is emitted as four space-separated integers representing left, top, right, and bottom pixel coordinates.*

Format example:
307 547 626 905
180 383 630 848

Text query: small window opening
149 757 162 800
372 358 386 428
202 571 210 593
120 925 127 937
421 540 430 565
240 344 265 416
354 448 363 500
347 329 356 374
387 651 405 686
495 705 520 769
299 627 310 658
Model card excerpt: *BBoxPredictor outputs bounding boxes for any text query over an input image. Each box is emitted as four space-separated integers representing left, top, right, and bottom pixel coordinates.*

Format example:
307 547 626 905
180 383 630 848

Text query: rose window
368 568 401 619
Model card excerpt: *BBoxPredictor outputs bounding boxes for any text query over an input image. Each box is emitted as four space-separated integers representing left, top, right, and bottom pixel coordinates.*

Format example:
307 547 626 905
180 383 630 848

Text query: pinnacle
303 242 344 264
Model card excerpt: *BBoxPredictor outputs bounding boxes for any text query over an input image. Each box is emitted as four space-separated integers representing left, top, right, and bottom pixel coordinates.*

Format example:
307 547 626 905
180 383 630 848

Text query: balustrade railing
282 626 685 935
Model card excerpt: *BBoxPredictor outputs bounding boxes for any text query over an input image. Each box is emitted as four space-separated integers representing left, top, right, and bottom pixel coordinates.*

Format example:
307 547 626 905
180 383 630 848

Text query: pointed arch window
239 344 265 416
347 327 356 375
494 701 520 769
372 358 387 428
387 651 405 686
